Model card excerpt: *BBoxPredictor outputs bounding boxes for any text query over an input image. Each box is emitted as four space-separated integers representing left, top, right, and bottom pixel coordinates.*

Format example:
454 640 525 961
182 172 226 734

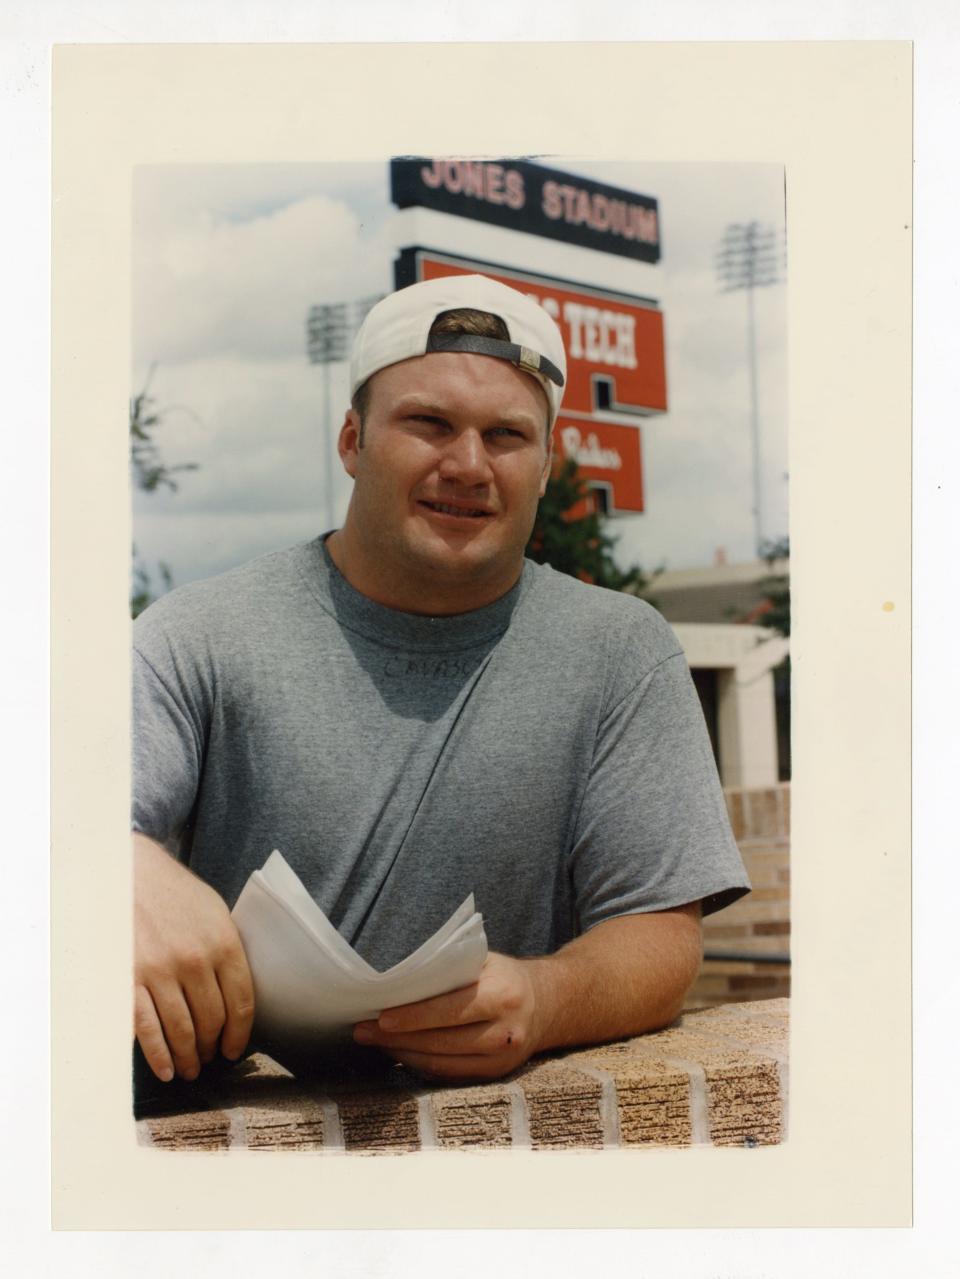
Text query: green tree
130 372 198 618
130 554 173 621
130 376 198 494
525 457 654 595
757 536 791 780
757 535 790 636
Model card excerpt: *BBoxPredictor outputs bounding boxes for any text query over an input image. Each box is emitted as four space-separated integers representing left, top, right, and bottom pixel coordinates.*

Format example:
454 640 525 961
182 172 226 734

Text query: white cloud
134 191 388 366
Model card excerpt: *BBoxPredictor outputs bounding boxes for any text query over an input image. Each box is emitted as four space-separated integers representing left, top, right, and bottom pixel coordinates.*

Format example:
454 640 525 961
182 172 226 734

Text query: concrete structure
637 557 791 788
674 623 788 788
644 556 789 627
136 998 788 1152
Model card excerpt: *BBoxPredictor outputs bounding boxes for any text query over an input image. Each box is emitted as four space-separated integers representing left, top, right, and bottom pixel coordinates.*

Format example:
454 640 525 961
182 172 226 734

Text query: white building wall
672 624 789 788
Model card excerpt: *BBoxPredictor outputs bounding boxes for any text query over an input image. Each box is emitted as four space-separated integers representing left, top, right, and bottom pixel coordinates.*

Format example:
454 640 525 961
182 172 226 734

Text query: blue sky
132 159 787 590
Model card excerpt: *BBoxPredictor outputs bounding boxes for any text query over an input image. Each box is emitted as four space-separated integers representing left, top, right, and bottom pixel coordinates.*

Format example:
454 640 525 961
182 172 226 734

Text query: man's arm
134 833 255 1082
352 902 702 1080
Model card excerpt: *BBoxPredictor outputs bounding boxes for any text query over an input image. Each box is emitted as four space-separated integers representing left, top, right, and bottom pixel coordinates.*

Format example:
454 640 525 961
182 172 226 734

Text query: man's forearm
354 901 704 1080
523 904 703 1055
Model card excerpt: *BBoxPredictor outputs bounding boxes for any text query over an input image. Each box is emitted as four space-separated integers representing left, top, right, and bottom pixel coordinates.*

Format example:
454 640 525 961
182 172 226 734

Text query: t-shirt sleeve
569 650 751 927
132 645 205 847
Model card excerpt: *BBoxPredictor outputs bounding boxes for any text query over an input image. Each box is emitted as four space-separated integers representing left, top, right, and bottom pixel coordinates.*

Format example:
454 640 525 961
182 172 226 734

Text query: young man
133 273 750 1088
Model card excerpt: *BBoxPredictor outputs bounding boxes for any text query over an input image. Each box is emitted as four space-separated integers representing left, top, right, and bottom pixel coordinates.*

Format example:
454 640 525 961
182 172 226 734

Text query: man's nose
437 430 492 486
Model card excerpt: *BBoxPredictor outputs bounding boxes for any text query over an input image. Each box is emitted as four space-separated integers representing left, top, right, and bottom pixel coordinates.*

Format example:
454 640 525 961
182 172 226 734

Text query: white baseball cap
349 274 567 425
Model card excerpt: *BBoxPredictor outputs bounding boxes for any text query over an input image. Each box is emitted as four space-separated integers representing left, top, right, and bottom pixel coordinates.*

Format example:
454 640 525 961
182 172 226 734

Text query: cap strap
426 332 565 388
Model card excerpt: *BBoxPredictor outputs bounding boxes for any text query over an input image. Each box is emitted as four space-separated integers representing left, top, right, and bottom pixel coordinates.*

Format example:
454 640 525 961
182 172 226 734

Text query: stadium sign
391 158 661 264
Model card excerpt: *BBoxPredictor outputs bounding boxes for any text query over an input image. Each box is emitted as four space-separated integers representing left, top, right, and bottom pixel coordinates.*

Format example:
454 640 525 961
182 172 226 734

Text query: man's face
337 351 552 614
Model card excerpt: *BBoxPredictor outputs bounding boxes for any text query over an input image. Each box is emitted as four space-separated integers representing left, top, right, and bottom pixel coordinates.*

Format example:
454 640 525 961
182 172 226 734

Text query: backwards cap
349 274 567 426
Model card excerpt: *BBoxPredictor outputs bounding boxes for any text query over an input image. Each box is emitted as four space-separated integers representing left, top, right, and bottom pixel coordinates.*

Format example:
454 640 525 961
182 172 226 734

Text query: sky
132 158 788 592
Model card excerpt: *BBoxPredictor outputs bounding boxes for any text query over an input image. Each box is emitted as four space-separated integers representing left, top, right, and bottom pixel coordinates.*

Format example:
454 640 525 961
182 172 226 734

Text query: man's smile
417 499 495 521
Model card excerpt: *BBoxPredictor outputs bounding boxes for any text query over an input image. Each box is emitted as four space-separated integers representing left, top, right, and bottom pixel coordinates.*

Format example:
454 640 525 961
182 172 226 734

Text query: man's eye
489 427 526 441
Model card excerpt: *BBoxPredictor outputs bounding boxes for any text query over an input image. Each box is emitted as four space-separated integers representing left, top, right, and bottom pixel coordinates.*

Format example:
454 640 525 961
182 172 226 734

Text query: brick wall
137 998 788 1152
686 783 790 1008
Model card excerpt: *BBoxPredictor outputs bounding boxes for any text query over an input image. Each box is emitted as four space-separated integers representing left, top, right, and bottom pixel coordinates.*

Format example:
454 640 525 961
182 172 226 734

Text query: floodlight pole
716 220 781 558
306 302 349 533
322 358 335 531
745 271 762 557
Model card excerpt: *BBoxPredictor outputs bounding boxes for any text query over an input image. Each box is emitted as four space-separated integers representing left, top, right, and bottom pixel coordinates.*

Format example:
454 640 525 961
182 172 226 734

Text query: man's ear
338 409 362 478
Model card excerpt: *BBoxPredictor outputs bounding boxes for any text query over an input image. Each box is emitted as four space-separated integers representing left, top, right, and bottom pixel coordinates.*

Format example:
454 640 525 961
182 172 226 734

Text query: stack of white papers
231 850 488 1054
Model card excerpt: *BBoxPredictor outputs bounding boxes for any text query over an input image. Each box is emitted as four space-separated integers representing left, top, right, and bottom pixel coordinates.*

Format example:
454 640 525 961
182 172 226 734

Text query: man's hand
134 833 255 1083
352 952 543 1081
353 905 702 1083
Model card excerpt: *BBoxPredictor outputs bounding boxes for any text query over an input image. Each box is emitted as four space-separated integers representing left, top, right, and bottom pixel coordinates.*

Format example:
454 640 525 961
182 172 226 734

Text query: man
133 273 750 1089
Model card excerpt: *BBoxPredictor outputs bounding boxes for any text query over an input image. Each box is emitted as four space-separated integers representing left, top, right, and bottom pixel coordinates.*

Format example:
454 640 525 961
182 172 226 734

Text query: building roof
640 558 789 626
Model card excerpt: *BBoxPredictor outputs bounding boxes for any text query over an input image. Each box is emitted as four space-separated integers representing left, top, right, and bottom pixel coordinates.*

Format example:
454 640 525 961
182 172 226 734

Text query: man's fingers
181 970 227 1064
217 950 256 1061
387 1048 513 1082
148 980 202 1080
377 982 486 1033
134 984 175 1082
354 1019 518 1057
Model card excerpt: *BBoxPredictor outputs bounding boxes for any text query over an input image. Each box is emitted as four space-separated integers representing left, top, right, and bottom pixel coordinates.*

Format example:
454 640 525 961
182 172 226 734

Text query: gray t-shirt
133 537 749 970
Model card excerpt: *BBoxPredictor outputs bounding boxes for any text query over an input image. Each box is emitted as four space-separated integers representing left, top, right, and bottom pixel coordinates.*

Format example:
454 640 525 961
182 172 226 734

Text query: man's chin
407 515 492 559
411 542 494 580
402 525 513 584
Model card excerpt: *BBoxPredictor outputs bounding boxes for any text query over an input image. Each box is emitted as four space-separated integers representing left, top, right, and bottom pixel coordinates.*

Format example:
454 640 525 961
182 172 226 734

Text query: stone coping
136 998 788 1153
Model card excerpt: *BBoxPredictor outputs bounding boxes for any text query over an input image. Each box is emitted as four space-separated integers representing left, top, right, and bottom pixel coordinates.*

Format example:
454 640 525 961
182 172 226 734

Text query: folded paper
231 850 488 1056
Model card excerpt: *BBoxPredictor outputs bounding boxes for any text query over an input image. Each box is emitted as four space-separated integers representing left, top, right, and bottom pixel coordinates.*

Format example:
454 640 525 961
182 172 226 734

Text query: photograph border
51 40 911 1230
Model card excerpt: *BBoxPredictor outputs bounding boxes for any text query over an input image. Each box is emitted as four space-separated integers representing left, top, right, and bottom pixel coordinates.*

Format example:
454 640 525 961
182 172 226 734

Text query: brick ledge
137 997 788 1153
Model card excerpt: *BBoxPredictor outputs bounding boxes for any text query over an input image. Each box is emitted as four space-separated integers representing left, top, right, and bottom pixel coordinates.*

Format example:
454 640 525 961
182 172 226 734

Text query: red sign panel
402 250 667 417
555 416 644 514
395 249 667 514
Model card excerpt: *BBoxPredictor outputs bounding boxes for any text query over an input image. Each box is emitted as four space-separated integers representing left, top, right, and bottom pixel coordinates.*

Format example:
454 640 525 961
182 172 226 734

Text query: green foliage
526 457 654 595
130 372 198 617
758 536 790 636
757 537 791 779
130 379 198 494
130 551 173 620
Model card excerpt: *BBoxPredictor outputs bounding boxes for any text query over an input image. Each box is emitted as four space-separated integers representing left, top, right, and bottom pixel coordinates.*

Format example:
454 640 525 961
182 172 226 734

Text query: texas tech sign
395 248 667 513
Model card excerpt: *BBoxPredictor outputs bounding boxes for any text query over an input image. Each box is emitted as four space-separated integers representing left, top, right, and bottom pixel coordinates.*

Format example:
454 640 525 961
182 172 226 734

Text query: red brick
755 789 781 838
729 975 783 991
726 789 746 841
747 887 789 903
337 1092 421 1153
702 929 750 946
739 863 779 888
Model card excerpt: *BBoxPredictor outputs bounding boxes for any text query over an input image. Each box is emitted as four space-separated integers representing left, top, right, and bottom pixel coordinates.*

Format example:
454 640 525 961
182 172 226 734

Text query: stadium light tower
716 221 783 557
307 295 382 531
